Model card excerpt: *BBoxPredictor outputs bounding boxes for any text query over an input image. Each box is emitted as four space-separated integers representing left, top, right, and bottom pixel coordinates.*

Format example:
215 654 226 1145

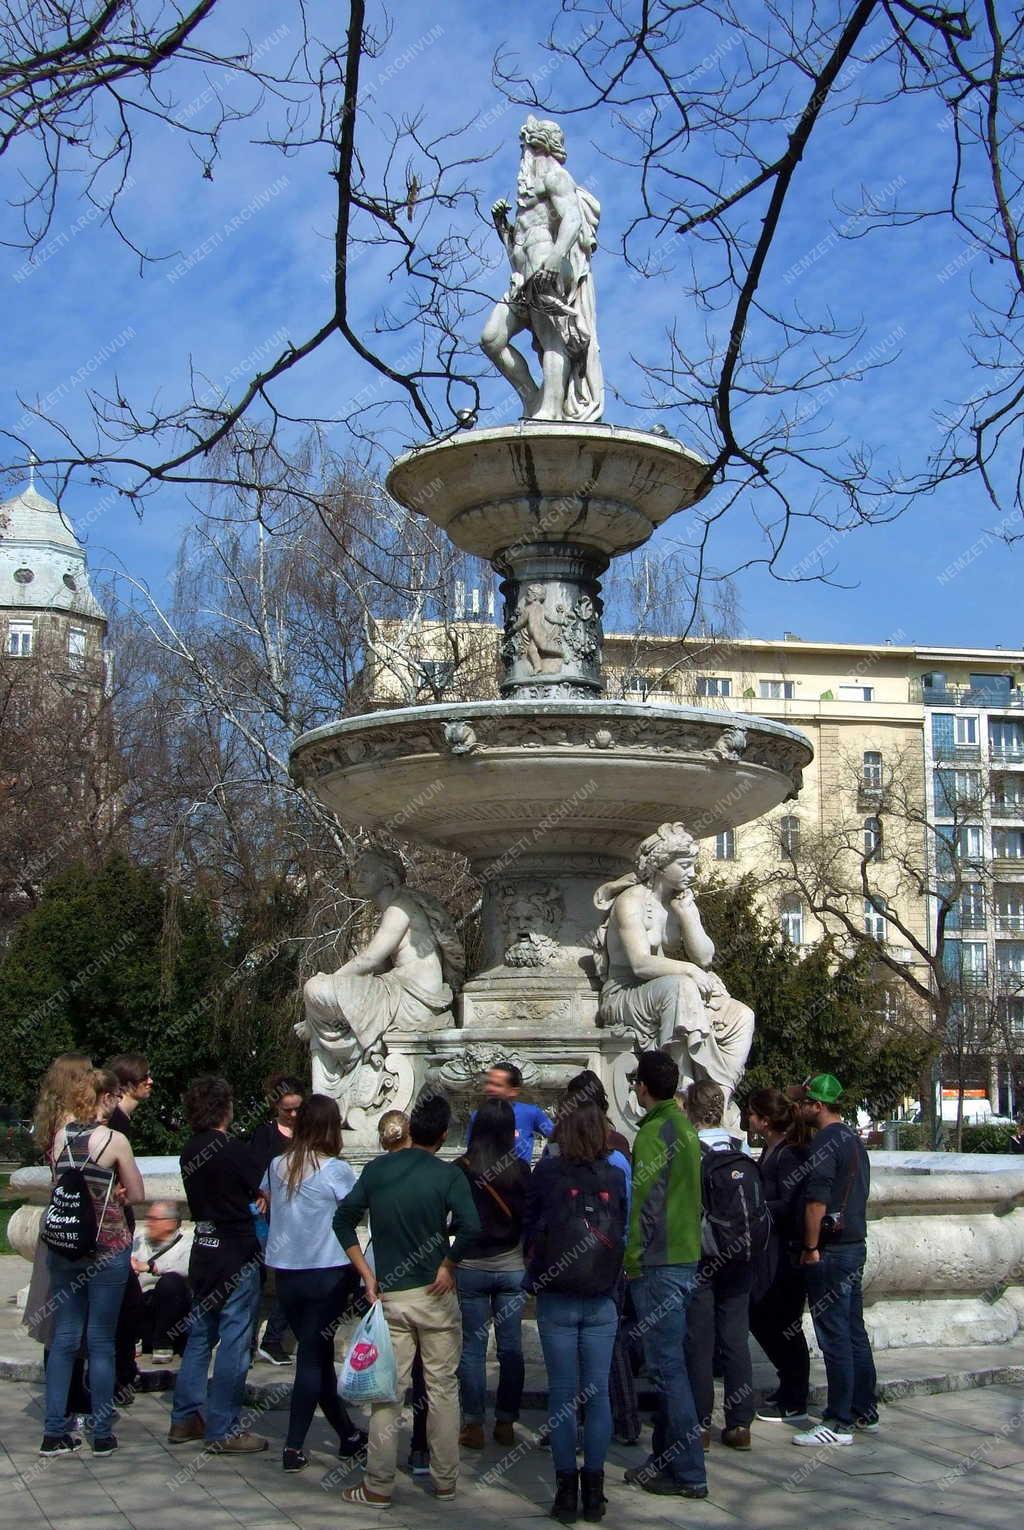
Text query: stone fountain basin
290 700 811 864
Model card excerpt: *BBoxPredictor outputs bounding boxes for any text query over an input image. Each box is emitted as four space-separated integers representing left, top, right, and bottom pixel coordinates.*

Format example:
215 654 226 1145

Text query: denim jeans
456 1266 526 1423
171 1259 262 1441
631 1264 706 1488
275 1265 360 1450
44 1246 131 1437
536 1290 618 1473
803 1241 877 1426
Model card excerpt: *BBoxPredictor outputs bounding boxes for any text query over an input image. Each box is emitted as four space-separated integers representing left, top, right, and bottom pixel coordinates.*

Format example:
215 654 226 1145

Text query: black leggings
275 1265 361 1451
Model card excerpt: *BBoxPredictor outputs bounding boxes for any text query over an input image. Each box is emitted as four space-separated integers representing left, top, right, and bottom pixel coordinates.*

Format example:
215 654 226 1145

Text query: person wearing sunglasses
105 1054 153 1405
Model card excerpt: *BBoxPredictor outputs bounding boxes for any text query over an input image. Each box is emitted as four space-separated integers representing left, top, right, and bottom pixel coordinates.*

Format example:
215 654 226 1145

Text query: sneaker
256 1343 292 1366
408 1448 432 1475
338 1428 368 1459
209 1431 270 1454
792 1421 854 1447
434 1484 457 1501
38 1434 81 1457
283 1448 308 1472
151 1349 175 1365
91 1436 118 1456
855 1413 880 1433
756 1403 810 1423
627 1468 708 1498
168 1415 205 1444
721 1425 751 1450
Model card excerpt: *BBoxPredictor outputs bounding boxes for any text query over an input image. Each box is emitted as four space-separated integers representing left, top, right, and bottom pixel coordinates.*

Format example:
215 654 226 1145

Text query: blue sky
0 0 1012 651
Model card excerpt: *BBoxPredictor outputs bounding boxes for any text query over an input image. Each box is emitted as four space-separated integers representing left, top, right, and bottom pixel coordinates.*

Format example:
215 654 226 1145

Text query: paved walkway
2 1381 1023 1529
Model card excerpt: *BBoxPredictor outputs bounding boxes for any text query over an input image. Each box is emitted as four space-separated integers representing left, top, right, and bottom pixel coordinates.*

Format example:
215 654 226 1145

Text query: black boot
551 1469 579 1524
579 1469 606 1523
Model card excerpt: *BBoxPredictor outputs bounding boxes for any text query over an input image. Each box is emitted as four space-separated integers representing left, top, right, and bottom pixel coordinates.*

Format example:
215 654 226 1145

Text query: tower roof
0 482 106 621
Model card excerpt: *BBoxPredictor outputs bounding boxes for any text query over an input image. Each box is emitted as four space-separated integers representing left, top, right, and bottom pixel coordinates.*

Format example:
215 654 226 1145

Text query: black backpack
533 1158 625 1297
41 1128 113 1261
700 1141 771 1264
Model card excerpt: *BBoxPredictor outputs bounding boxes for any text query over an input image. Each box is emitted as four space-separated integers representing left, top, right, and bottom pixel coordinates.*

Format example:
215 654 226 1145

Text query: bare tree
773 741 1019 1146
499 1 1024 562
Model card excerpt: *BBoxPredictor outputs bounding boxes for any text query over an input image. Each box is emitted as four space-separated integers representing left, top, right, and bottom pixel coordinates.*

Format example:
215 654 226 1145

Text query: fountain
288 115 812 1140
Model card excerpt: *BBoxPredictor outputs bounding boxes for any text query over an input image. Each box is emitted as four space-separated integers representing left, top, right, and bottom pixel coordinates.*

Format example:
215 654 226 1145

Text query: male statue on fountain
297 848 463 1128
594 822 754 1128
481 115 603 423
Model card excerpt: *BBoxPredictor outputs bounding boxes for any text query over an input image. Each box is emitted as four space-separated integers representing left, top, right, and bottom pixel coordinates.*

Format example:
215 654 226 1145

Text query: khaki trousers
365 1284 462 1496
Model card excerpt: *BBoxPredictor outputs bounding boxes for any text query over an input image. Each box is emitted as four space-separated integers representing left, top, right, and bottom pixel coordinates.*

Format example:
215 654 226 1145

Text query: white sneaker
792 1421 853 1447
152 1350 175 1365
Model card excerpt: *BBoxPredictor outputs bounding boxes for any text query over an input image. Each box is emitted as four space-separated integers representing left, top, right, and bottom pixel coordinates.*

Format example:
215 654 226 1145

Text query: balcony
995 913 1024 935
917 682 1024 708
933 741 982 762
996 969 1024 993
991 798 1024 820
991 748 1024 768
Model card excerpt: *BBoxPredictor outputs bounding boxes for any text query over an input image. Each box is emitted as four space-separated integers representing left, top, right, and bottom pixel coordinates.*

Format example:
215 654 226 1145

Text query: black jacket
457 1156 530 1260
758 1141 808 1246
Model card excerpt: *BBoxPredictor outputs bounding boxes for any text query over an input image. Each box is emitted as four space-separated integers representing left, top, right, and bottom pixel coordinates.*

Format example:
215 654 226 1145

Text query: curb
4 1357 1023 1408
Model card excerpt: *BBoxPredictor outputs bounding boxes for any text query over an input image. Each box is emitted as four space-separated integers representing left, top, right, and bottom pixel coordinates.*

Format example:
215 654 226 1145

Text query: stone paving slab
2 1381 1023 1530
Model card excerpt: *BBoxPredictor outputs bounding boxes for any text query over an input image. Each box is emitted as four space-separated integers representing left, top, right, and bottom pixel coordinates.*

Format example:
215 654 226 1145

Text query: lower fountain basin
290 699 811 866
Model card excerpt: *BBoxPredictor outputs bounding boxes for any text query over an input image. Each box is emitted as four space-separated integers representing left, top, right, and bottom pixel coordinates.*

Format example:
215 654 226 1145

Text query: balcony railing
995 913 1024 934
991 798 1024 820
916 682 1024 708
933 741 983 762
996 968 1024 992
991 747 1024 765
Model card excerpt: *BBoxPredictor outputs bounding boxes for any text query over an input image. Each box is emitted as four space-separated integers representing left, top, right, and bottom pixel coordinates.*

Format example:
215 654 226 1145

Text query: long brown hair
747 1087 807 1147
553 1097 609 1164
282 1094 343 1196
33 1053 94 1157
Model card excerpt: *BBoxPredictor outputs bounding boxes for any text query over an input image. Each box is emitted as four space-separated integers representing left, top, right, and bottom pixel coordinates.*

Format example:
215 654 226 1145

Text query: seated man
131 1201 194 1364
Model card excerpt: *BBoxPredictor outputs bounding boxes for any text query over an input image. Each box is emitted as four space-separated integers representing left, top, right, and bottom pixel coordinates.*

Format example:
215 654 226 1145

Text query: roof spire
28 450 37 490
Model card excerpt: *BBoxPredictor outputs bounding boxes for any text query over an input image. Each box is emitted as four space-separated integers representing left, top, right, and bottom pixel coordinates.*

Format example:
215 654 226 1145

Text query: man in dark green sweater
333 1092 479 1507
624 1050 708 1500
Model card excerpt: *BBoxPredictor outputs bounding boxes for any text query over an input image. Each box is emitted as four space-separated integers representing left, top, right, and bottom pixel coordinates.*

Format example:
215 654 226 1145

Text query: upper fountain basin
386 423 712 562
290 700 811 869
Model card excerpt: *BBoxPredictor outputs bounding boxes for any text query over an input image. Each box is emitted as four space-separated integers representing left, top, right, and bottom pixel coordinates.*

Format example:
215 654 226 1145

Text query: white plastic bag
338 1299 398 1404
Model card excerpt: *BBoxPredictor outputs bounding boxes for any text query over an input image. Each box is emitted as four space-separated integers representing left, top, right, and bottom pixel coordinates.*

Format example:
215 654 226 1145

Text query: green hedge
880 1122 1018 1153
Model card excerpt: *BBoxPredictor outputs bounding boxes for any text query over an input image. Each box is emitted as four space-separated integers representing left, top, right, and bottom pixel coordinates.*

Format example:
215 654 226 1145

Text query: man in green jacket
333 1092 480 1507
624 1050 708 1499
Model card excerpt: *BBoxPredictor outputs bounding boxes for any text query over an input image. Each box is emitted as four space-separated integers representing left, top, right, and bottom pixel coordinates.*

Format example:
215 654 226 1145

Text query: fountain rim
291 697 813 762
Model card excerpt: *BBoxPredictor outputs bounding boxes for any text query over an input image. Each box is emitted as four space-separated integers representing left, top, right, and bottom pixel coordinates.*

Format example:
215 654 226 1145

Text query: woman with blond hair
262 1094 365 1471
40 1064 144 1457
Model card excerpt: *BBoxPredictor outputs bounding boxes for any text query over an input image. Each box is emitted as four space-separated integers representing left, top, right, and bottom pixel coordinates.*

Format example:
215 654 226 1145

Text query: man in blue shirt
470 1062 552 1163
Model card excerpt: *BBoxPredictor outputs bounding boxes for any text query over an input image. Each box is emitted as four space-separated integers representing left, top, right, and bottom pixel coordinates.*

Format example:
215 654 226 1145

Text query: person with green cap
792 1074 878 1448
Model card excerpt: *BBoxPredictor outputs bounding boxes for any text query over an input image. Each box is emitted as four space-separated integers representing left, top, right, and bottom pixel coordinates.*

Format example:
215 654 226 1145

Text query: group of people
27 1049 878 1523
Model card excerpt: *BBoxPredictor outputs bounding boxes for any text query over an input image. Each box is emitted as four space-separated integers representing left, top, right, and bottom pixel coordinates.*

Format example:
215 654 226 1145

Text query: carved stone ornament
442 720 478 755
434 1043 540 1086
294 709 809 794
498 879 565 967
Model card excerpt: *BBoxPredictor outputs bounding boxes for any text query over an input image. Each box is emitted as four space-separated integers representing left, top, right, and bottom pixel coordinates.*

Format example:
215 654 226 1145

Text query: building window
839 684 874 702
994 827 1024 859
995 887 1024 933
997 943 1024 982
863 816 882 859
697 676 732 698
715 830 735 860
62 572 78 592
935 768 981 813
961 941 989 977
623 672 650 697
759 679 795 699
779 815 800 856
969 672 1012 704
954 715 978 747
779 895 804 945
957 824 985 860
991 719 1024 758
862 750 883 790
997 998 1024 1035
416 659 455 694
7 621 33 657
864 895 887 941
957 882 986 929
68 627 86 670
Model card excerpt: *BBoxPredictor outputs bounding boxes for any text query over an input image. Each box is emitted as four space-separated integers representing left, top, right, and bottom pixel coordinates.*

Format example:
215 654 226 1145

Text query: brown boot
721 1425 752 1450
210 1431 269 1454
701 1428 711 1452
460 1422 485 1450
167 1415 205 1444
493 1421 515 1447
